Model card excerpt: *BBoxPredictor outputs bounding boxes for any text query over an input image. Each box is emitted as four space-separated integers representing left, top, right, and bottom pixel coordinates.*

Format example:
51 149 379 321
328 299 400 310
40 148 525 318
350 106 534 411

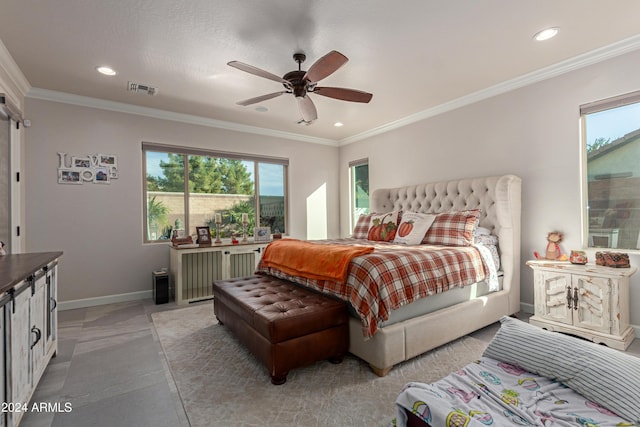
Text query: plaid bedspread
255 238 491 338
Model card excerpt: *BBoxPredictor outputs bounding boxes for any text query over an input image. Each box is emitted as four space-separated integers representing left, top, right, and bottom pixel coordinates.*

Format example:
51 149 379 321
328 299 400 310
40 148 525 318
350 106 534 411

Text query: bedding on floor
256 237 498 338
394 357 632 426
393 316 640 426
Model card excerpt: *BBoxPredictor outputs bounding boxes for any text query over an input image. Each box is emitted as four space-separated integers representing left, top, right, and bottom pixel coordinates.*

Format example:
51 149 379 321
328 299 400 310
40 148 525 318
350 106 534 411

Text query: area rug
152 303 488 427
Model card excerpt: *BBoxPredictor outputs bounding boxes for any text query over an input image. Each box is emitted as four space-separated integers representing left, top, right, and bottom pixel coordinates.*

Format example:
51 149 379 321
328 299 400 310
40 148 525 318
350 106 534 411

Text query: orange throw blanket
260 239 374 283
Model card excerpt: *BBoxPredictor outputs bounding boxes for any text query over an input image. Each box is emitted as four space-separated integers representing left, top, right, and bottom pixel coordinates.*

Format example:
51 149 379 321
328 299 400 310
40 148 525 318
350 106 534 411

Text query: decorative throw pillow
484 316 640 424
421 209 481 246
352 213 373 239
393 212 437 245
367 211 400 242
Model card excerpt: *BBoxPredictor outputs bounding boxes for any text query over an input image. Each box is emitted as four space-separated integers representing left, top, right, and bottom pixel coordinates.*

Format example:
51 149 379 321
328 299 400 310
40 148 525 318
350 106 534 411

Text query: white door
10 286 31 425
572 275 611 333
535 270 573 325
31 274 47 381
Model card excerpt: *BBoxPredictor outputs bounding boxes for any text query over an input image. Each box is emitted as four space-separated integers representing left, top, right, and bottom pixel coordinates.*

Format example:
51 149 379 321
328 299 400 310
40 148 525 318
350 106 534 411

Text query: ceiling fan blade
313 87 373 103
236 91 287 106
303 50 348 84
297 95 318 122
228 61 292 88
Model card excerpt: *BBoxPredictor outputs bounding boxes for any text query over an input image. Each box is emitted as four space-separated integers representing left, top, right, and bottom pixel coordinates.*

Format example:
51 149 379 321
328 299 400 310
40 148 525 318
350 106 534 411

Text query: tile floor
18 301 640 427
20 299 195 427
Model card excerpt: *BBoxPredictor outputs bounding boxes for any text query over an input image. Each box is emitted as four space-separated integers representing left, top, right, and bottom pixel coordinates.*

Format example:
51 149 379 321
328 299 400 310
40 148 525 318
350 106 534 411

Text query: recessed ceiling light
533 27 559 42
334 122 344 127
96 66 117 76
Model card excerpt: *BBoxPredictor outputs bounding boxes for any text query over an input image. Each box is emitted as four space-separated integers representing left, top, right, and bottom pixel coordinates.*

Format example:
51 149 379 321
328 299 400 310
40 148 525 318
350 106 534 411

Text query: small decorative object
534 231 569 261
231 236 239 245
254 226 271 242
214 213 222 244
272 229 282 240
241 213 249 243
0 241 6 256
569 250 588 265
595 251 630 268
171 235 193 247
196 226 212 246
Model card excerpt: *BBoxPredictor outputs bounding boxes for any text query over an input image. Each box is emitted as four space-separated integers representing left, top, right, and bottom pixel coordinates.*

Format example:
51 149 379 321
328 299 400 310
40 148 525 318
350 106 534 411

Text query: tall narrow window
258 162 286 234
350 158 369 227
143 143 288 243
581 90 640 250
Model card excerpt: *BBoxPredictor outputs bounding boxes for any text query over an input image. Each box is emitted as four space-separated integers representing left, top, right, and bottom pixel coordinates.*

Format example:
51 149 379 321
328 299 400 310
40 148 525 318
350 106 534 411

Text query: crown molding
21 33 640 148
0 39 31 111
339 33 640 146
26 88 339 147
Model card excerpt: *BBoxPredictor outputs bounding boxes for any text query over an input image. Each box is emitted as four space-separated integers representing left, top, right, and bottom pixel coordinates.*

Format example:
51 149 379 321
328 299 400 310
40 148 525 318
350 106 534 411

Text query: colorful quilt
255 238 496 338
393 356 633 427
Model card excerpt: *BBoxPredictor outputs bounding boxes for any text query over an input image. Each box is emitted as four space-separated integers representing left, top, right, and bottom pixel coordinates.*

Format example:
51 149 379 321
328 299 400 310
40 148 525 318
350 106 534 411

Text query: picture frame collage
57 152 118 185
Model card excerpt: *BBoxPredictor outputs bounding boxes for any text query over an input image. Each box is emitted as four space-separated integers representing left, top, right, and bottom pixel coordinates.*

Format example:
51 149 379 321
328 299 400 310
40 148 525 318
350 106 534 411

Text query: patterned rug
152 303 488 427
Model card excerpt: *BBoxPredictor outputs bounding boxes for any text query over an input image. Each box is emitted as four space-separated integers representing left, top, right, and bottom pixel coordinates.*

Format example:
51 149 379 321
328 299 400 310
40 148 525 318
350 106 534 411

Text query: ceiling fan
227 50 373 123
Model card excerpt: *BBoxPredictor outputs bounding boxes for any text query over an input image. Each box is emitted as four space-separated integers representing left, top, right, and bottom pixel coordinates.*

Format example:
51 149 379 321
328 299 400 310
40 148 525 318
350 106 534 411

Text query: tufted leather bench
212 275 349 385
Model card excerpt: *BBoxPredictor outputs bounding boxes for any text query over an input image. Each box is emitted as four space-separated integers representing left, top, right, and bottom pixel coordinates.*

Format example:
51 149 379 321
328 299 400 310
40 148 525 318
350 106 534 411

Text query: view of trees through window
582 93 640 250
350 160 369 226
144 146 287 242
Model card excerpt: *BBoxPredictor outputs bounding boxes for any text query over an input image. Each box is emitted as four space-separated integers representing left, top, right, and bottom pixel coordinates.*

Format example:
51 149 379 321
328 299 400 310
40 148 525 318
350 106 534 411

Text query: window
350 158 369 227
581 90 640 250
143 143 288 243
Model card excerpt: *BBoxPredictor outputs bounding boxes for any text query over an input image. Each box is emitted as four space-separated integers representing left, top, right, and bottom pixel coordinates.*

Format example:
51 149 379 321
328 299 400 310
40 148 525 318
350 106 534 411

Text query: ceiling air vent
127 81 158 96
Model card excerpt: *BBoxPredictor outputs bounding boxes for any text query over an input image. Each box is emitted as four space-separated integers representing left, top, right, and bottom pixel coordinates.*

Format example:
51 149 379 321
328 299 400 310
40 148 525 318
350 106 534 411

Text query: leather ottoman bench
212 275 349 385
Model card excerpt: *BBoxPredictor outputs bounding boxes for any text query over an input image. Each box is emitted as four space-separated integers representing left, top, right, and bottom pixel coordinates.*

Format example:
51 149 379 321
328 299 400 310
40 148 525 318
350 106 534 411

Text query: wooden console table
169 241 268 305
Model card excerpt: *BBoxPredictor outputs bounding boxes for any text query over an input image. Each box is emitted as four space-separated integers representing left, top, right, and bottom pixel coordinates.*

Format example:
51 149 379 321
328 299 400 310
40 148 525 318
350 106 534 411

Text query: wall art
57 152 118 185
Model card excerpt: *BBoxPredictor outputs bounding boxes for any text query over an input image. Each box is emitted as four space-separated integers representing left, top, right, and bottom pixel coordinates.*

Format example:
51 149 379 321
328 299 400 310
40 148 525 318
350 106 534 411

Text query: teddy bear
534 231 568 261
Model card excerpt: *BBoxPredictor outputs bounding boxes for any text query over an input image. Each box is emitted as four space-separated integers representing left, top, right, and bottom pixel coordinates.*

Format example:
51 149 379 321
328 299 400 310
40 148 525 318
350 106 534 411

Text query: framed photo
58 169 82 184
253 226 271 242
98 154 118 169
94 167 110 184
196 226 212 245
72 156 92 168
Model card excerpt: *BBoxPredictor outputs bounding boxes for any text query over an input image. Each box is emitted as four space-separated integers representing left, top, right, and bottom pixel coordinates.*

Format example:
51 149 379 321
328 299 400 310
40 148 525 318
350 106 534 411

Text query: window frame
349 158 369 231
142 142 289 243
580 89 640 251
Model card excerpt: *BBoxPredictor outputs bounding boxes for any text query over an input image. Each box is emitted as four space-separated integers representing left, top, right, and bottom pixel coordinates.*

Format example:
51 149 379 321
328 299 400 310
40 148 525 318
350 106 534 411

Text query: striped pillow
421 209 480 246
483 316 640 424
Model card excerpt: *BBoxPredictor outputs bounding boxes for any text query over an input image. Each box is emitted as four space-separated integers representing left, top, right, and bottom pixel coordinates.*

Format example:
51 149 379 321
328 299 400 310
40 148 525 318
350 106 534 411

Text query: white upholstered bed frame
348 174 521 376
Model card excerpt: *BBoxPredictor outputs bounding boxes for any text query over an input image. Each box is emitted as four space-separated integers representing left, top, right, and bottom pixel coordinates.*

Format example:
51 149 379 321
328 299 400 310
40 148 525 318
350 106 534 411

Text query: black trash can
152 270 169 304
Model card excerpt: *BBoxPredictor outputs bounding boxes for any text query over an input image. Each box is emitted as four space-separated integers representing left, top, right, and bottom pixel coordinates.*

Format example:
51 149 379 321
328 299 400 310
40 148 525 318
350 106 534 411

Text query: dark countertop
0 252 63 294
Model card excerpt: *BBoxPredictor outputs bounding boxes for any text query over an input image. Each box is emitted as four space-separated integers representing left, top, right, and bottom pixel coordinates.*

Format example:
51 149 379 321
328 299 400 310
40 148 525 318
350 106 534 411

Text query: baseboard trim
59 290 152 311
519 302 534 314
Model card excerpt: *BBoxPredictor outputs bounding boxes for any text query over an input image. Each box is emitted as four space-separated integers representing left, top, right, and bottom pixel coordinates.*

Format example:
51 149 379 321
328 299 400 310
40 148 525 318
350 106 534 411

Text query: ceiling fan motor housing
283 70 307 97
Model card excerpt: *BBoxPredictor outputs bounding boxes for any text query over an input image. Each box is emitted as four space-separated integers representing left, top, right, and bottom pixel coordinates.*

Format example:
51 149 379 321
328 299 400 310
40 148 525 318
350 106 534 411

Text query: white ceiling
1 0 640 144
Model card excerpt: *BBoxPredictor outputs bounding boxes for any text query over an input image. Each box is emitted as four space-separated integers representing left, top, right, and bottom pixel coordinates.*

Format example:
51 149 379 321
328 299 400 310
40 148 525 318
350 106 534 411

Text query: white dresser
527 260 636 350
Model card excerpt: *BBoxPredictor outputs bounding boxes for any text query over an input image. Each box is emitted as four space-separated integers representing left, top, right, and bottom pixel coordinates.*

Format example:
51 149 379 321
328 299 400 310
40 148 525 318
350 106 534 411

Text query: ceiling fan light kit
228 50 372 123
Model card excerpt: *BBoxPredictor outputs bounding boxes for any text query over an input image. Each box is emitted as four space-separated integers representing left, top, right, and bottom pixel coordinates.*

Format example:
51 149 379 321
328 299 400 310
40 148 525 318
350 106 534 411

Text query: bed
394 316 640 426
256 174 522 376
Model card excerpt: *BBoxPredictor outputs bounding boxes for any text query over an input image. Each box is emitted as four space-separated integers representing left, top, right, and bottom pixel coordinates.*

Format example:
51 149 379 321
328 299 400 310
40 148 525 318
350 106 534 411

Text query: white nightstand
527 260 637 350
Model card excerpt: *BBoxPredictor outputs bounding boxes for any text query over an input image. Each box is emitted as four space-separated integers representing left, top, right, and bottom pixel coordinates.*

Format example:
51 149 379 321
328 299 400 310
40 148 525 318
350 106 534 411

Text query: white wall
339 48 640 326
23 99 339 303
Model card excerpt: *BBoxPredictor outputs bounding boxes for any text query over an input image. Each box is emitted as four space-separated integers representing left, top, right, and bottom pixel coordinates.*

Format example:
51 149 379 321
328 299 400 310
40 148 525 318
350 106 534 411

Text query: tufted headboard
371 175 522 309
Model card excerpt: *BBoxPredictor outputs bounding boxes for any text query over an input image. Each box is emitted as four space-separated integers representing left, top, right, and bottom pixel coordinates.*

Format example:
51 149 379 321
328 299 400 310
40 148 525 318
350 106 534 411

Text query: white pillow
474 226 491 236
393 212 436 245
366 210 401 242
